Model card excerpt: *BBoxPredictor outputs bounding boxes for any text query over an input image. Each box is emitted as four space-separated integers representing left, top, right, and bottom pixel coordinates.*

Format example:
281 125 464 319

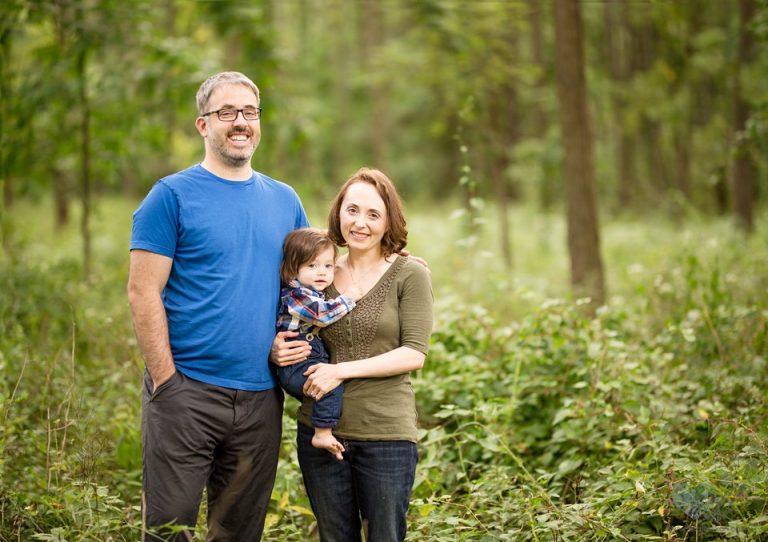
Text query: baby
276 228 356 459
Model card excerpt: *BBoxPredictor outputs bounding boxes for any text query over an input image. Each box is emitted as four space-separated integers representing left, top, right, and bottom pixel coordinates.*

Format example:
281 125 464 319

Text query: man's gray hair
196 72 260 115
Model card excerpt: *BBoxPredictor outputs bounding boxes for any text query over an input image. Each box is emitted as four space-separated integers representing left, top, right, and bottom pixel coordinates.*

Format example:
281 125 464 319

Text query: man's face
198 84 261 168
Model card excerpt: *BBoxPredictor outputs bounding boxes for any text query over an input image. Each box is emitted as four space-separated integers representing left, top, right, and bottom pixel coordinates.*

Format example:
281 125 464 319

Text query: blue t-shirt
131 164 309 390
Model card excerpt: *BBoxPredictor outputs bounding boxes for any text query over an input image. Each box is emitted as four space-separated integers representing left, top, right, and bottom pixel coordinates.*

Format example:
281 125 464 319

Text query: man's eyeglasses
202 108 262 122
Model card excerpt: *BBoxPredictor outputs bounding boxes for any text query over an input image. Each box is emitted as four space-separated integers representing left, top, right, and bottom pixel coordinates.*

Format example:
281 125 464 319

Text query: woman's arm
302 346 425 400
302 260 433 401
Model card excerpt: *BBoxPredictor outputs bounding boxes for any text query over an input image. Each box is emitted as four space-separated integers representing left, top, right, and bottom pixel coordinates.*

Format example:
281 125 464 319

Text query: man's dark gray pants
141 370 283 541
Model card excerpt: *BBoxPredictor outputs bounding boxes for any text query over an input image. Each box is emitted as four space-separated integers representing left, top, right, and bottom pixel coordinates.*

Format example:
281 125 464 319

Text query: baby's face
296 246 336 290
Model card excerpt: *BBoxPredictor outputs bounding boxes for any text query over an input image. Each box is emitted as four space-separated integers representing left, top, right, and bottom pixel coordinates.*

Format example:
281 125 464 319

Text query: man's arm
127 249 175 391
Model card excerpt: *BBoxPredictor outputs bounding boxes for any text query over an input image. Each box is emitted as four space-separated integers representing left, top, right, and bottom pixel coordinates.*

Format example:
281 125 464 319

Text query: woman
273 167 433 541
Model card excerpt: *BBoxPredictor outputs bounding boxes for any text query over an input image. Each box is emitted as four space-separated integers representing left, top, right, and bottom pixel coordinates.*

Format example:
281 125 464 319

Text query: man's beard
212 127 257 167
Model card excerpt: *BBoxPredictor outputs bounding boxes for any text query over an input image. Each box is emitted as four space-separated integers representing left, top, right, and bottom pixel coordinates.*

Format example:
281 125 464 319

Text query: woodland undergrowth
1 213 766 541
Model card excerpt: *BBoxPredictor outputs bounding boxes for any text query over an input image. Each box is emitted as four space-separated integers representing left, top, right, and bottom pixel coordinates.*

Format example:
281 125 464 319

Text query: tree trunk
53 168 71 230
1 177 9 210
485 2 520 272
634 15 669 196
629 7 665 201
159 0 178 182
325 0 351 185
642 118 670 194
487 86 515 271
674 128 691 199
360 0 388 167
713 165 729 214
669 6 702 203
527 0 556 211
732 0 757 234
0 22 12 214
554 0 605 306
605 0 637 209
77 47 92 278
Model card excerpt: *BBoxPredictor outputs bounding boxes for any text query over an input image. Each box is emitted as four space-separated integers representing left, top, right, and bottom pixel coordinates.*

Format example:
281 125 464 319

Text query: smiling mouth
227 128 252 141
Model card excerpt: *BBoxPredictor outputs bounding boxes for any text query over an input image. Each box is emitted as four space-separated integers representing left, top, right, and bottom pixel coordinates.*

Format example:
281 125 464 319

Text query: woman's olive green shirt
296 256 433 442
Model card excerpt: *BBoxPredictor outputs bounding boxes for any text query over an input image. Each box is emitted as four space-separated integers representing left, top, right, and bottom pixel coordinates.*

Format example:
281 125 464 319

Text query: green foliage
0 196 143 539
5 0 768 211
0 257 142 540
4 0 768 537
2 198 767 540
407 222 768 540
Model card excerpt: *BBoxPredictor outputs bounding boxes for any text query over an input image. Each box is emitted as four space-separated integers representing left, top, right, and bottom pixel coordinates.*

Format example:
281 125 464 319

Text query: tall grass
1 196 766 540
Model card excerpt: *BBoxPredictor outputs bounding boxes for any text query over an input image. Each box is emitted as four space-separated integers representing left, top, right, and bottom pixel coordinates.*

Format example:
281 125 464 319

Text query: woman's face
339 182 388 254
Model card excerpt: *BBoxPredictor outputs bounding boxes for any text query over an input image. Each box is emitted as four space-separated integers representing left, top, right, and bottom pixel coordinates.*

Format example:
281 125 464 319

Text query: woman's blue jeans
296 423 418 542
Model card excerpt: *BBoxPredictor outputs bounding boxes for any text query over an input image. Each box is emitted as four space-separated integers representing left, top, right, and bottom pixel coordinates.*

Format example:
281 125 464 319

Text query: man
127 71 309 541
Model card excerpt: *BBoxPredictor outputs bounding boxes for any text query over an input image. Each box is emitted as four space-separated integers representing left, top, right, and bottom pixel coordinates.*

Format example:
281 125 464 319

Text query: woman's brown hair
327 167 408 257
280 228 338 285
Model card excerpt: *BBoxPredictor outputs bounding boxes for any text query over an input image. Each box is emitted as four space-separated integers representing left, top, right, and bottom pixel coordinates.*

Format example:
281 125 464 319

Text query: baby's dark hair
280 228 338 285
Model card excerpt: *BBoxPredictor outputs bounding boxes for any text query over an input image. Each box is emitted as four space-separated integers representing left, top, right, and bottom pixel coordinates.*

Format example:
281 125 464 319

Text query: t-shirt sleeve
294 192 310 229
130 181 179 258
398 261 434 355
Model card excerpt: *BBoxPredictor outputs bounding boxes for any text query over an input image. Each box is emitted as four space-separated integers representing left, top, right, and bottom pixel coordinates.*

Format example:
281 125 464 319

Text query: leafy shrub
1 203 766 540
410 241 768 541
0 256 142 540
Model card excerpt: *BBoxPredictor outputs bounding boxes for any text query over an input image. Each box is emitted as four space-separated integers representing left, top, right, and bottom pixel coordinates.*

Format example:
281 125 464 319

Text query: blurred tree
327 0 355 185
604 0 638 209
1 0 33 214
49 0 111 277
2 0 766 262
359 0 389 168
0 1 31 260
632 10 671 200
75 32 93 277
554 0 605 306
478 3 526 270
732 0 758 234
526 0 558 212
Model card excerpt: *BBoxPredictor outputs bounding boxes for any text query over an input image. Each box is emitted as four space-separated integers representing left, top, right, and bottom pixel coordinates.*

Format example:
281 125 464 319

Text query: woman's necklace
346 259 383 298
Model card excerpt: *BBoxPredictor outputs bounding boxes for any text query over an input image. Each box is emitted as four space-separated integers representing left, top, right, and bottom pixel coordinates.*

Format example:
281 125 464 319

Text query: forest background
1 0 767 540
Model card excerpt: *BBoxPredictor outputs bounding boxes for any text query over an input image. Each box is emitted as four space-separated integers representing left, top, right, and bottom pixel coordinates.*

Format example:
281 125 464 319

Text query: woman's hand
303 363 345 400
270 331 311 366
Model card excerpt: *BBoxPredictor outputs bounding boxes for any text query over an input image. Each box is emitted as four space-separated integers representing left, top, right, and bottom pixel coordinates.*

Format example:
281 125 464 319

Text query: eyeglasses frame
201 107 262 122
